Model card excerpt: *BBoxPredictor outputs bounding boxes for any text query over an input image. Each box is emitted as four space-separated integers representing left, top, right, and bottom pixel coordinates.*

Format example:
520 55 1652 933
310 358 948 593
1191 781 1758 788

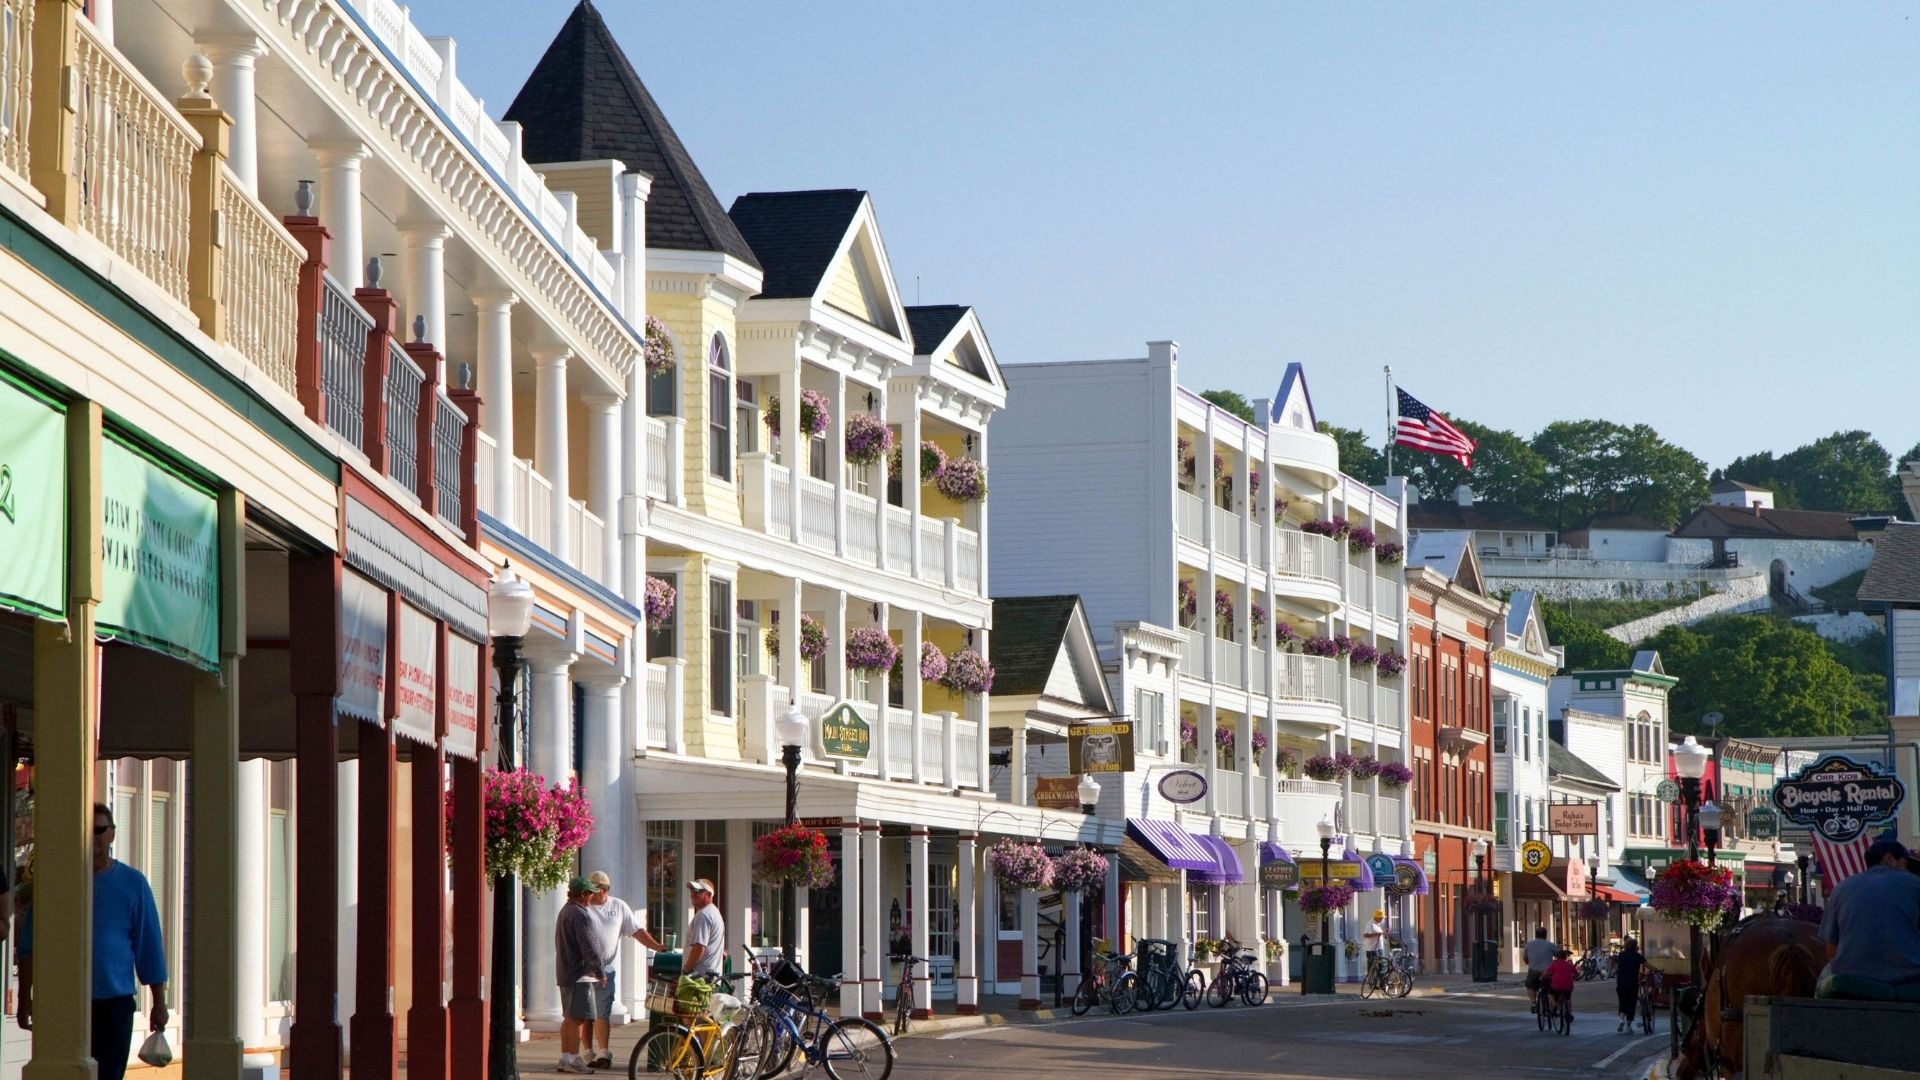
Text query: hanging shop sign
1260 859 1300 890
1366 853 1398 884
1296 860 1363 881
1034 775 1083 810
97 436 218 669
1519 840 1553 876
1391 862 1422 896
1068 720 1135 774
1744 805 1780 841
818 702 872 762
393 602 438 746
337 571 388 726
1157 769 1208 805
1771 754 1907 844
443 635 481 760
0 375 66 619
1549 804 1600 836
1656 779 1681 804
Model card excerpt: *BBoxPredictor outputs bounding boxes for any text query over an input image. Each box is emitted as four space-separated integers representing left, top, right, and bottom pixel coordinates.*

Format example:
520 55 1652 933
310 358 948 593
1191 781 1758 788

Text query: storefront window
648 821 684 945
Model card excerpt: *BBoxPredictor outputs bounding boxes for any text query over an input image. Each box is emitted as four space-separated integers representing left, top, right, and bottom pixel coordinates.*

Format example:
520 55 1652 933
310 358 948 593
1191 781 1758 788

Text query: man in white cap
635 879 726 978
584 870 640 1069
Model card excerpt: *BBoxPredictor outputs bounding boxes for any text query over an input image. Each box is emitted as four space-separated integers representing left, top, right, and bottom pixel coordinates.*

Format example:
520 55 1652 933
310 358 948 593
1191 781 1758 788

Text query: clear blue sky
443 0 1918 469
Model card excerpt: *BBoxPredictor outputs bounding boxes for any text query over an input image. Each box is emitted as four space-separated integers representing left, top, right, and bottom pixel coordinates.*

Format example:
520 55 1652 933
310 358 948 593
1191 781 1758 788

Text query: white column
1009 724 1027 807
89 0 114 42
974 426 990 596
781 578 804 703
779 362 803 540
1103 855 1122 952
831 372 848 557
523 648 578 1029
534 347 574 562
617 173 652 321
236 760 270 1050
1063 889 1083 991
337 761 359 1048
874 601 893 782
312 142 370 290
401 223 451 363
621 369 646 599
473 291 520 524
909 828 931 1017
956 833 979 1013
824 590 847 703
200 37 267 197
724 820 751 983
1018 890 1040 1007
902 407 924 574
578 676 625 898
1200 700 1218 817
974 628 991 789
840 822 864 1019
859 822 883 1019
584 392 622 585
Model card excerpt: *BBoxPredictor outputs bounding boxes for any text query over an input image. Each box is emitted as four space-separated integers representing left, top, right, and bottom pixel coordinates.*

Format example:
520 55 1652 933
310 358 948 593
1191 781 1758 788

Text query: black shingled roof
504 2 759 268
1548 741 1620 790
906 305 968 356
988 596 1081 697
726 190 867 300
1859 521 1920 604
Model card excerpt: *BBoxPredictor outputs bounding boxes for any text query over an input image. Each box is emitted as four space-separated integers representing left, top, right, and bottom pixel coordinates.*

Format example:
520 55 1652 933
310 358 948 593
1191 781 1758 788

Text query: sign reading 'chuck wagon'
1771 755 1907 843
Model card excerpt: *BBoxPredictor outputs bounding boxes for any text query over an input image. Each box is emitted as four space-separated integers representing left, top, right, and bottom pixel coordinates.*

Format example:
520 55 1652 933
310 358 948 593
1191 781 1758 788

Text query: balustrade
799 476 835 550
1347 563 1371 611
1213 637 1244 688
1176 490 1205 544
219 169 303 395
645 417 669 500
318 273 371 447
383 341 424 500
1274 654 1338 704
884 507 912 573
1213 504 1243 560
0 0 28 178
846 490 878 565
955 527 981 593
431 392 466 529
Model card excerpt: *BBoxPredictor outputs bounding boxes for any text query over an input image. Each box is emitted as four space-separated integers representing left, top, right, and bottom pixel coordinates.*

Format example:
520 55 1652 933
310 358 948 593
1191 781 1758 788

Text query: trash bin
644 952 684 1071
1472 940 1499 983
1301 941 1336 995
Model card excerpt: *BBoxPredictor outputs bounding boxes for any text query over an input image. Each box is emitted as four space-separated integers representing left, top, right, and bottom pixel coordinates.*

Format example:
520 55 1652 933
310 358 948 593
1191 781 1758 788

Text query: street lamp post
1795 854 1810 905
487 567 535 1080
1699 801 1723 868
1078 773 1102 815
775 701 811 964
1316 816 1336 945
1673 734 1712 992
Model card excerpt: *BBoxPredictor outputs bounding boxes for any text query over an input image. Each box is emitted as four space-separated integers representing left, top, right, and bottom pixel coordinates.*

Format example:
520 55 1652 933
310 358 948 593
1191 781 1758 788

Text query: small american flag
1811 831 1873 888
1394 388 1478 468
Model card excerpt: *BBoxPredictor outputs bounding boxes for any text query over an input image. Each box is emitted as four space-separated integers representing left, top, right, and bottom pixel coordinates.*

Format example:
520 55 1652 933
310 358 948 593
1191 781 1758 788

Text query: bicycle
1204 944 1269 1008
724 970 894 1080
890 955 926 1036
1133 940 1201 1011
1071 950 1140 1016
1550 990 1573 1035
629 972 752 1080
1637 970 1660 1036
1360 950 1412 1000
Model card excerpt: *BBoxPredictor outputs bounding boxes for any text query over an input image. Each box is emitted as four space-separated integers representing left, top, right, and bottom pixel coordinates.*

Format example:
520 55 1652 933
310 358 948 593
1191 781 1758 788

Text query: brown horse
1674 914 1823 1080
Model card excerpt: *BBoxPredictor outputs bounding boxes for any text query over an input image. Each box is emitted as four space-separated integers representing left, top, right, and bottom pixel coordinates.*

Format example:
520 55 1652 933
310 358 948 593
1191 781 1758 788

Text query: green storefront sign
0 374 67 619
818 702 872 762
97 436 218 670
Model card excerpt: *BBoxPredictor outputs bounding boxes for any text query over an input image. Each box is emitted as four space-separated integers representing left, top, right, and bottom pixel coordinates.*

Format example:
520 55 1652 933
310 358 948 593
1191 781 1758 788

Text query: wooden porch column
351 587 401 1080
406 340 444 512
358 284 399 469
284 213 331 423
406 623 451 1080
447 695 490 1078
287 553 344 1079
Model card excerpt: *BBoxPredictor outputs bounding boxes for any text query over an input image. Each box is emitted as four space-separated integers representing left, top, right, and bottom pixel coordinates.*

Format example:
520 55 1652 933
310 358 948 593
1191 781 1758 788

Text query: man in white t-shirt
584 871 641 1069
637 879 727 978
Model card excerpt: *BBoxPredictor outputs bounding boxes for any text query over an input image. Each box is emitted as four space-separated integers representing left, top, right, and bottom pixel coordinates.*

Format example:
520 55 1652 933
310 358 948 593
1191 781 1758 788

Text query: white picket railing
1275 531 1340 585
1347 563 1371 612
1375 574 1402 615
218 168 303 395
799 476 835 550
1213 637 1243 688
1250 653 1268 695
645 417 669 500
920 712 946 785
954 714 981 789
886 712 914 776
955 526 981 593
1 0 32 180
1274 654 1338 704
770 464 793 538
1176 490 1205 544
644 662 676 749
918 517 947 584
1213 504 1243 561
1180 628 1207 678
847 490 878 565
475 430 497 517
884 507 913 573
571 500 605 580
1378 686 1402 725
1351 797 1374 835
509 458 554 550
1218 779 1245 820
1348 678 1373 722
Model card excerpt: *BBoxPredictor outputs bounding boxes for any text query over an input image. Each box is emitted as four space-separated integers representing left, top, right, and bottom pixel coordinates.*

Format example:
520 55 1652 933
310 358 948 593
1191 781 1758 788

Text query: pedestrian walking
554 876 607 1075
16 803 169 1080
1613 937 1645 1032
585 869 642 1068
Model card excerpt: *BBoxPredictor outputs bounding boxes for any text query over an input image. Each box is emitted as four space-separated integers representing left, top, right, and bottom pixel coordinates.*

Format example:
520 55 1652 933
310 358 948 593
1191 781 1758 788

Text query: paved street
892 986 1668 1080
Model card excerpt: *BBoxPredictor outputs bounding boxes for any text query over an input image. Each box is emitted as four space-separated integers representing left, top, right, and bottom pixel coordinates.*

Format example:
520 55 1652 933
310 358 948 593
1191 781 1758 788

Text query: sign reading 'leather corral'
1771 755 1907 843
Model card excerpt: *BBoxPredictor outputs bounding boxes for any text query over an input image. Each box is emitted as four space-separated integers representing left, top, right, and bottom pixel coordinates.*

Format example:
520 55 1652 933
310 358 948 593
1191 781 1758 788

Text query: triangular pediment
1271 363 1317 431
822 221 902 336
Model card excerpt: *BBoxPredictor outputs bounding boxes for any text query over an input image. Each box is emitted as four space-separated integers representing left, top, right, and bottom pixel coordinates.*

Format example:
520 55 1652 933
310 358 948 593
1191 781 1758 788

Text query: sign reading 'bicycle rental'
1771 754 1907 843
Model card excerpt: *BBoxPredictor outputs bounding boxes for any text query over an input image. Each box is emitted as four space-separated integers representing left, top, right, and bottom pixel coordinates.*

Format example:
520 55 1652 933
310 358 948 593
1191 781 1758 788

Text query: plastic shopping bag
137 1029 174 1067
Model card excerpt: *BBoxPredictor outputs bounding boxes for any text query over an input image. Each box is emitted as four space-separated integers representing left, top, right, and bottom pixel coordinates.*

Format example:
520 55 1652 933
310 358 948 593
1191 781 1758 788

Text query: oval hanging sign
1157 769 1208 804
1519 840 1552 876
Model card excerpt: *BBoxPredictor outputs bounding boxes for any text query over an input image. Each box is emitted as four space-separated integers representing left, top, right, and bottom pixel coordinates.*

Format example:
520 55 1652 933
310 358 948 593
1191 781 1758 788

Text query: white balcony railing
956 527 982 593
1275 531 1339 585
1274 654 1338 704
1346 563 1371 612
1375 574 1402 615
218 169 304 396
918 517 947 583
0 0 29 179
510 458 553 550
1378 686 1401 725
1350 796 1373 835
884 507 912 573
645 417 670 500
644 660 684 753
799 476 835 550
954 714 981 789
1213 637 1243 688
1275 778 1342 832
847 491 879 564
920 711 947 784
1348 678 1373 721
571 501 606 580
770 462 793 537
1378 794 1404 837
1179 628 1207 677
475 430 497 516
886 711 914 777
1177 490 1206 544
1250 653 1268 696
1213 504 1243 561
1218 779 1245 820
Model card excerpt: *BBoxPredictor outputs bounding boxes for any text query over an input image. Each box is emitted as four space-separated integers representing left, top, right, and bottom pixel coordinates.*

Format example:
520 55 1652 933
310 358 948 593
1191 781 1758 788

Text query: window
736 600 759 715
1493 701 1508 755
1523 797 1535 840
1520 706 1531 762
648 821 685 939
808 432 828 482
735 380 759 456
648 360 678 417
1137 689 1166 754
1189 885 1214 940
647 572 679 659
148 791 174 958
1495 792 1510 846
268 761 294 1002
708 335 732 479
710 579 733 717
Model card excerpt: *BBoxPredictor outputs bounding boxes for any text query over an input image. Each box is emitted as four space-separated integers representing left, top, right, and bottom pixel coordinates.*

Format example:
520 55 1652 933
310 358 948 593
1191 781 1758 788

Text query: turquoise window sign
0 370 68 620
97 433 219 670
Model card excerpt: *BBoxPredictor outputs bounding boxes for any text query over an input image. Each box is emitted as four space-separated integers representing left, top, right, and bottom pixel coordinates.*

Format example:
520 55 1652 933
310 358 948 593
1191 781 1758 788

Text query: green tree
1720 451 1789 506
1400 420 1547 512
1650 616 1884 738
1199 389 1256 425
1531 421 1707 529
1884 441 1919 514
1772 430 1892 512
1317 422 1386 485
1540 605 1632 672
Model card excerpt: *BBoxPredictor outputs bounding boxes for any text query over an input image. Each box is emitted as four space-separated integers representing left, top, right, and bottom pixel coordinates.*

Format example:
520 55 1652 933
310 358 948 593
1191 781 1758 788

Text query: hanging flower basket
1276 746 1301 775
1375 542 1405 566
933 457 988 503
1274 621 1297 650
1343 939 1362 961
642 315 677 376
1250 602 1269 636
988 839 1053 892
1212 454 1227 481
1376 651 1408 678
1301 519 1340 538
644 575 677 631
1215 725 1237 752
1378 761 1414 788
1465 892 1503 916
455 769 595 894
918 641 948 683
1578 899 1612 921
1332 635 1357 657
845 627 900 674
1273 494 1289 523
1350 642 1380 667
764 388 832 438
1214 589 1235 627
1251 730 1270 755
1051 848 1109 893
1249 470 1262 498
1177 437 1194 481
1178 579 1198 624
1180 720 1198 749
940 648 995 695
1347 526 1376 554
844 413 894 467
1303 755 1344 782
1350 755 1382 780
1297 882 1354 914
919 441 948 481
766 614 829 663
1302 636 1339 658
753 823 837 890
1650 859 1741 932
1331 516 1353 539
1334 751 1359 776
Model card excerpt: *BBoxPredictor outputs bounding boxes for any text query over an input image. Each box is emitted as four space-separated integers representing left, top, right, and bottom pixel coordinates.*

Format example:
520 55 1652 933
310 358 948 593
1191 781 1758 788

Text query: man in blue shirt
17 802 169 1080
1819 838 1920 990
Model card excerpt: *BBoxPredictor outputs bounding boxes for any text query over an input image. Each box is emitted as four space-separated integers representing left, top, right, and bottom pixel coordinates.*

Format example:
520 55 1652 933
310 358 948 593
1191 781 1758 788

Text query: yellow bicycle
629 974 750 1080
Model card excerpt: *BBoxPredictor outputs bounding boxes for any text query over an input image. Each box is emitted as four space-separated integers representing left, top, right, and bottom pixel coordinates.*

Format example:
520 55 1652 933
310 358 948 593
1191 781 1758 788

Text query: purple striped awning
1124 818 1217 873
1190 835 1244 886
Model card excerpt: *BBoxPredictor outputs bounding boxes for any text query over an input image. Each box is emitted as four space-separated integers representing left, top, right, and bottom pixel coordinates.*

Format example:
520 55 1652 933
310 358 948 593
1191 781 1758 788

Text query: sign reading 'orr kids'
393 602 438 746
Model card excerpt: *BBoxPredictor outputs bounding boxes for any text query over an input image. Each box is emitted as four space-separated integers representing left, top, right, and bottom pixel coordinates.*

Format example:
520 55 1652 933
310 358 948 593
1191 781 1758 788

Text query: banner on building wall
0 375 66 620
393 602 438 746
337 572 388 726
97 435 218 670
444 636 481 760
1549 804 1600 836
1067 720 1135 774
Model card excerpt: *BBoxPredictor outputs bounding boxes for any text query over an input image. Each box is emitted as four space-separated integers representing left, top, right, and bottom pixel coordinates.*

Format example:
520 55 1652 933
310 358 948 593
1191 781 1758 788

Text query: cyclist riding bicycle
1545 949 1578 1028
1523 926 1559 1006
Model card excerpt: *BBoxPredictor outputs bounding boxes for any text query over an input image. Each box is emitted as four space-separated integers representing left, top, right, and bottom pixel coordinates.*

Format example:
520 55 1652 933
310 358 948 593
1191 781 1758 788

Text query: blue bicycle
726 968 894 1079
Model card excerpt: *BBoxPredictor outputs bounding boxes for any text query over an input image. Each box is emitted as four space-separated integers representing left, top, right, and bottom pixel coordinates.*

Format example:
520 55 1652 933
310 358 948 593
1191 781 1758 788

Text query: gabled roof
1270 363 1317 431
987 595 1112 711
726 189 867 300
1632 651 1665 676
1672 504 1864 542
1407 501 1553 532
1712 478 1768 493
1505 589 1538 640
504 1 759 267
906 304 1004 395
1859 521 1920 604
1409 531 1469 580
1549 742 1620 790
906 306 969 355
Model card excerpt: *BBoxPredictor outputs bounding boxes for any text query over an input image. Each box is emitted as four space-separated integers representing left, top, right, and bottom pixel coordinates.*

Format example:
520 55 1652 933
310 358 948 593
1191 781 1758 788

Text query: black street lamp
1673 734 1712 992
1699 801 1723 869
774 700 811 963
1470 837 1491 982
1315 816 1336 944
1795 853 1810 905
487 567 535 1080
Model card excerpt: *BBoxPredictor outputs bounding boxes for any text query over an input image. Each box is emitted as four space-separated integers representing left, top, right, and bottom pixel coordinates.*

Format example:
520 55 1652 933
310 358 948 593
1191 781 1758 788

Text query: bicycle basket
768 957 808 989
645 975 681 1016
673 975 717 1016
704 992 744 1025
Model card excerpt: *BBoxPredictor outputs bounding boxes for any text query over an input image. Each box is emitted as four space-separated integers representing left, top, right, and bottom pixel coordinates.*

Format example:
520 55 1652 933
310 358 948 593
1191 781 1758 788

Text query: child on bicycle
1545 948 1578 1027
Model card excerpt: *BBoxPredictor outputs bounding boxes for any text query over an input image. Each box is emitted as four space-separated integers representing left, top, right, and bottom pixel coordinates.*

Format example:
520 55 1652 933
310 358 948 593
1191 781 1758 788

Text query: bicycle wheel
723 1013 777 1080
1557 1001 1572 1036
1241 972 1269 1006
821 1017 894 1080
1206 973 1233 1008
1180 970 1205 1010
1071 975 1097 1017
893 983 910 1036
1145 971 1172 1011
1385 970 1411 1000
1640 992 1655 1035
1536 996 1548 1032
632 1026 705 1080
1110 972 1140 1015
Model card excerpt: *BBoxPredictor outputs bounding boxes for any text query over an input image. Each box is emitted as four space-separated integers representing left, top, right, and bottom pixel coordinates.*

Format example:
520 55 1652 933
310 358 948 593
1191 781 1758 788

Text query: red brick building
1403 534 1501 974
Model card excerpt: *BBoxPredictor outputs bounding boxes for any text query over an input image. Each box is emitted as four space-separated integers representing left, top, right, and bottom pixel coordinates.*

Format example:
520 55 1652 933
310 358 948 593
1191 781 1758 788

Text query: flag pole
1384 365 1394 477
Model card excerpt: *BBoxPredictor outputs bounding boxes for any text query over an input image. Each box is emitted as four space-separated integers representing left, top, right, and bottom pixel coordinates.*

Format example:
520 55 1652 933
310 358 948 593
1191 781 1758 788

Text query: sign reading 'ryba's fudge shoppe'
443 636 481 760
98 436 218 669
0 375 66 620
393 601 438 745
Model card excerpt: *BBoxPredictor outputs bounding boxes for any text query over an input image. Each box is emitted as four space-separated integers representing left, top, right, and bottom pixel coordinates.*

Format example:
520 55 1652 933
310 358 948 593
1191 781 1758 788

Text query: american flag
1811 831 1873 888
1394 388 1478 468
